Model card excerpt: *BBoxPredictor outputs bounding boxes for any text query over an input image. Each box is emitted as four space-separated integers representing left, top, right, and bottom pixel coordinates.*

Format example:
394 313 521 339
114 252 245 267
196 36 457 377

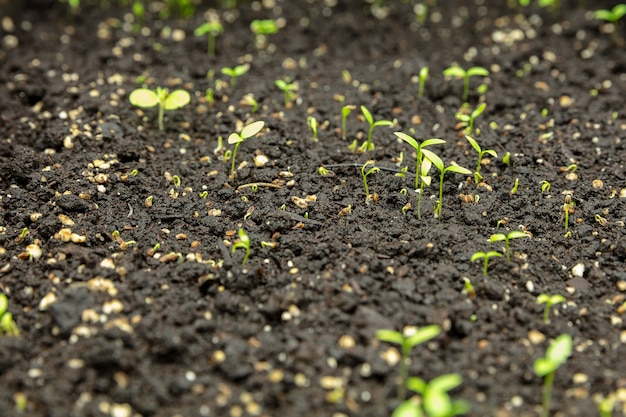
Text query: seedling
361 160 380 202
443 65 489 103
231 228 251 265
471 251 502 276
227 120 265 178
250 19 279 48
462 277 476 298
465 135 497 184
129 87 191 131
0 294 19 336
456 103 486 135
394 132 445 219
359 105 394 152
595 4 626 23
194 21 223 57
241 94 259 113
418 66 429 98
341 105 356 140
421 149 472 220
221 64 249 89
534 334 572 417
540 180 551 193
376 324 441 400
536 294 565 324
502 151 511 166
275 79 297 107
510 177 519 195
400 373 470 417
563 195 575 230
489 230 528 261
307 116 318 140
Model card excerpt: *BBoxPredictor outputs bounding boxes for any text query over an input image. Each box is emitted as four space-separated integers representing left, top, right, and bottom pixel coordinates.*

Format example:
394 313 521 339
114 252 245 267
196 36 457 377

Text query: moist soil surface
1 1 626 416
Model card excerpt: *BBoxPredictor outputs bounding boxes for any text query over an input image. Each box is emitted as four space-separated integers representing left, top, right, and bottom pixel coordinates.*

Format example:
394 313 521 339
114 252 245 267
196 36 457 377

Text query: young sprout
563 195 575 230
228 120 265 179
0 294 19 336
471 251 502 276
307 116 318 140
250 19 279 48
241 94 259 113
421 149 472 220
361 160 380 203
443 65 489 103
489 230 528 261
376 325 441 400
418 66 429 98
540 180 551 193
462 277 476 298
465 135 497 184
275 79 297 107
129 87 191 131
341 105 356 140
510 177 519 195
221 64 249 89
456 103 486 135
534 334 572 417
359 105 394 152
536 294 566 324
194 21 223 57
403 373 470 417
394 132 445 219
231 228 251 265
598 395 615 417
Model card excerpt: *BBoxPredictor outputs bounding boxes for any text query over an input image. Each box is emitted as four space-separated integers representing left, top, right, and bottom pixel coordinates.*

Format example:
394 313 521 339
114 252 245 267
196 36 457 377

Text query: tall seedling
358 105 394 152
443 65 489 103
129 87 190 131
228 121 265 179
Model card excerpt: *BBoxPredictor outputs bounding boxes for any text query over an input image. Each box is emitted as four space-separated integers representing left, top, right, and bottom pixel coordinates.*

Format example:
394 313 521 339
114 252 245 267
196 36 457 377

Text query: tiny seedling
456 103 486 135
194 21 223 57
307 116 319 140
221 64 249 89
250 19 279 48
228 120 265 178
359 105 394 152
418 66 429 98
594 4 626 24
275 79 297 107
421 149 472 220
231 228 251 265
465 135 497 184
341 105 356 140
537 294 566 324
129 87 191 131
540 180 551 193
489 230 528 261
394 132 445 219
534 334 572 417
471 251 502 276
510 177 519 195
241 94 259 113
376 325 441 401
361 160 380 202
563 195 575 230
502 151 511 166
0 294 19 336
443 65 489 103
401 373 470 417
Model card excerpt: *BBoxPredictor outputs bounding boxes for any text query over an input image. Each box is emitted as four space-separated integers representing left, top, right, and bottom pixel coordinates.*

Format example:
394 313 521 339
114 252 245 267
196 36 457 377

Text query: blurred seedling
489 230 528 261
129 87 190 131
228 120 265 179
231 228 251 265
195 21 223 57
250 19 279 48
471 251 502 276
376 325 441 401
418 66 429 98
361 160 380 203
357 105 394 152
595 4 626 24
0 294 19 336
563 195 575 230
443 65 489 103
341 105 356 140
465 135 497 184
536 294 565 324
456 103 486 135
534 334 572 417
307 116 319 140
398 373 470 417
221 64 249 89
540 180 551 193
275 79 297 107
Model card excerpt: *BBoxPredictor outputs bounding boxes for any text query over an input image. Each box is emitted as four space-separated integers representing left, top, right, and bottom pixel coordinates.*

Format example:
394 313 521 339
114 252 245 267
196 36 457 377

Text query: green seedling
489 230 528 261
465 135 497 184
510 177 519 195
0 294 19 336
132 0 144 28
534 334 572 417
359 105 394 152
540 180 551 193
129 87 191 131
228 120 265 179
250 19 279 48
231 228 251 265
502 151 511 166
275 79 297 107
307 116 318 140
563 195 575 230
471 251 502 276
443 65 489 103
598 395 615 417
595 214 608 227
456 103 486 135
538 0 560 13
361 160 380 202
221 64 249 89
394 132 445 219
421 149 472 220
194 21 223 57
462 277 476 298
241 94 259 113
376 324 441 400
537 294 565 324
398 373 470 417
341 105 356 140
418 66 429 98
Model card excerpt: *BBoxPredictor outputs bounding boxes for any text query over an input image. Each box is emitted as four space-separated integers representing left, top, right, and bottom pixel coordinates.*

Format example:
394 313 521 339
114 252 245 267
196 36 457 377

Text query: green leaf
472 102 486 118
373 120 394 128
465 135 481 154
361 106 373 125
470 252 485 262
421 149 443 171
429 373 463 393
421 158 433 175
240 120 265 139
536 294 551 305
406 377 428 394
395 132 419 150
489 233 506 243
405 324 441 348
507 230 528 240
534 357 556 377
0 294 7 315
164 90 191 110
484 149 498 158
421 138 446 148
392 399 424 417
375 329 404 345
467 67 489 77
129 89 160 108
275 79 287 90
443 66 465 78
546 334 572 364
227 133 243 145
444 165 473 176
424 389 452 417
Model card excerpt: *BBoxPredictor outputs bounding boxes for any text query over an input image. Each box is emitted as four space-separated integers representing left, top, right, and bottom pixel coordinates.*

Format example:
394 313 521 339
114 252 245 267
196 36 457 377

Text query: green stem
437 171 445 220
208 35 215 57
231 143 240 178
541 371 555 417
505 239 511 261
463 76 470 102
158 103 164 131
483 258 489 276
543 305 550 324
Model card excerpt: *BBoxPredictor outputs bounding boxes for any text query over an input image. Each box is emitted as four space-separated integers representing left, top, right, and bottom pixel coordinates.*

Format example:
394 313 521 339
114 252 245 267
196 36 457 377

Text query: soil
1 1 626 416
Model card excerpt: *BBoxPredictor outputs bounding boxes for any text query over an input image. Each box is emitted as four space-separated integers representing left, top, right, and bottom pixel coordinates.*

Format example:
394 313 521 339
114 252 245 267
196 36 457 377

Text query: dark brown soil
1 1 626 416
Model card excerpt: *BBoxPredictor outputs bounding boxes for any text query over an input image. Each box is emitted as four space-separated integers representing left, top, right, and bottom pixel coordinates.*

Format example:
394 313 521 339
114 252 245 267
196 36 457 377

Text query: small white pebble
571 263 585 277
